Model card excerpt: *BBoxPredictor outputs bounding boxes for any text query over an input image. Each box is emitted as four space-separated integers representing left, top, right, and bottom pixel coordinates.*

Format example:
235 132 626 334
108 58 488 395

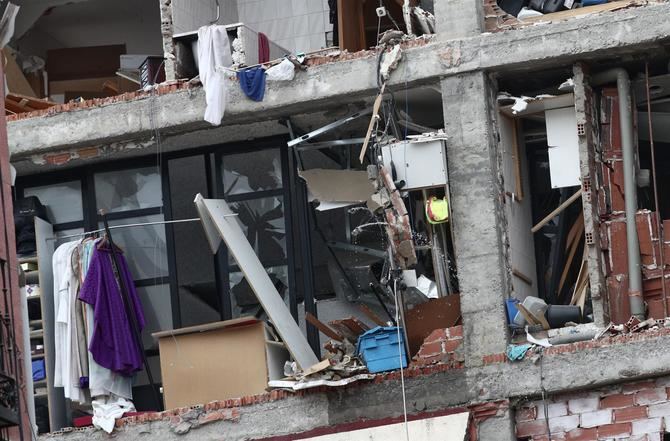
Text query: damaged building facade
0 0 668 439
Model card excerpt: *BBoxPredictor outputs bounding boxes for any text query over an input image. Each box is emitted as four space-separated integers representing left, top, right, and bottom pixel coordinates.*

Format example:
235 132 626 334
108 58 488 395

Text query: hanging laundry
198 25 233 125
79 244 146 376
258 32 270 64
238 67 266 102
53 240 88 404
81 238 132 399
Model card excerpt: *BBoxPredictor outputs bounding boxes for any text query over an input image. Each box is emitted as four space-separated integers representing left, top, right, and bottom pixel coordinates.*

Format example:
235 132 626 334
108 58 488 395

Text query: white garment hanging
53 241 87 403
198 24 233 125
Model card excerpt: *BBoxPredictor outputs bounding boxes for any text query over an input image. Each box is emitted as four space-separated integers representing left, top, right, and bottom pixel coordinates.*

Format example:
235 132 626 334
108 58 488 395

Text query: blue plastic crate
356 326 408 373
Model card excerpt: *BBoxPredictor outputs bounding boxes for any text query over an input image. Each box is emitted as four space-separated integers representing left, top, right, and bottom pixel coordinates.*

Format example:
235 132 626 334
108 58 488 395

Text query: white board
294 412 469 441
546 107 581 189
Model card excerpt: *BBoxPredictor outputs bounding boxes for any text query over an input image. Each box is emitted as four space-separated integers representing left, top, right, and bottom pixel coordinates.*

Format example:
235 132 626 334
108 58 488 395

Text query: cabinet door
35 218 67 431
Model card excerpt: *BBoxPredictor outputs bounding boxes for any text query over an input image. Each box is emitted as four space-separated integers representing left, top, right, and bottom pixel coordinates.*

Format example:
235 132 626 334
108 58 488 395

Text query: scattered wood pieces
558 217 584 295
531 188 583 233
359 83 386 163
305 312 343 342
5 93 57 115
358 304 387 327
512 268 533 286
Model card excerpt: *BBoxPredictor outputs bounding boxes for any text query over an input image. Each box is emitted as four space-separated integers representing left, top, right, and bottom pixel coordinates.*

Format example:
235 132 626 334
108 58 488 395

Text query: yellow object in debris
426 196 449 224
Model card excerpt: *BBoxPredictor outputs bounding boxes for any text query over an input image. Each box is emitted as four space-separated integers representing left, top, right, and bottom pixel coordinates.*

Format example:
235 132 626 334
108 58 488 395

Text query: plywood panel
158 321 270 409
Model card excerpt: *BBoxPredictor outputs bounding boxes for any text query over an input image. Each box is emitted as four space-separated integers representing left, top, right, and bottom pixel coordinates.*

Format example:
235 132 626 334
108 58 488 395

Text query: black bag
529 0 565 13
14 196 48 256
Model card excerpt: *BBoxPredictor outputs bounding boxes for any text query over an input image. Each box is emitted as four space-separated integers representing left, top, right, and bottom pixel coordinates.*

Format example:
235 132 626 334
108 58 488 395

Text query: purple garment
79 246 145 376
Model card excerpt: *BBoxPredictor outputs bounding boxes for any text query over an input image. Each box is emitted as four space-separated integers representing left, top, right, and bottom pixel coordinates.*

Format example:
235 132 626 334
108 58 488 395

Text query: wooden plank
7 93 56 109
565 214 584 251
152 316 259 339
195 195 319 369
358 304 387 327
558 220 584 296
512 268 533 286
516 303 539 326
359 83 386 163
337 0 366 52
2 48 37 97
510 117 524 201
531 188 582 233
522 0 637 23
306 312 344 342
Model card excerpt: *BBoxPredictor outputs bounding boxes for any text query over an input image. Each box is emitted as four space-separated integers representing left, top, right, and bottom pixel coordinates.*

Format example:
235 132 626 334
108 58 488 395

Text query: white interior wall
237 0 332 53
15 0 163 60
171 0 240 35
499 114 537 301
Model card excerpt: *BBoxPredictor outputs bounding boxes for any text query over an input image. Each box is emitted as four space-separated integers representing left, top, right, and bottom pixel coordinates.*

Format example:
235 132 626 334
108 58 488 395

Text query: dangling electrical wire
393 278 410 441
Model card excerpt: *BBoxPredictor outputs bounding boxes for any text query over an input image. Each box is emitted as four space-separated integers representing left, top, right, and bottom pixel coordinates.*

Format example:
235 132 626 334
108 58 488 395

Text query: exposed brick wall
411 325 464 368
515 377 670 440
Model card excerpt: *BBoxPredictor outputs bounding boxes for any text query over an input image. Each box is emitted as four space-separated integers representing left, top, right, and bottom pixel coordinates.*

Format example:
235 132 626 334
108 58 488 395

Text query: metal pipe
592 68 645 319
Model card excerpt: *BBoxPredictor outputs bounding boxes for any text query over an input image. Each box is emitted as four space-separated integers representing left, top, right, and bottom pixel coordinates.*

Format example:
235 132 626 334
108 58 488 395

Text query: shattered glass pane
229 196 286 266
222 149 282 196
24 181 83 224
94 167 162 213
98 214 168 280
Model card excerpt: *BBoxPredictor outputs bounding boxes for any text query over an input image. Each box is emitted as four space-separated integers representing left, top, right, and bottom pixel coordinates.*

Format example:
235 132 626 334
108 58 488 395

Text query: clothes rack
98 209 162 411
47 215 238 241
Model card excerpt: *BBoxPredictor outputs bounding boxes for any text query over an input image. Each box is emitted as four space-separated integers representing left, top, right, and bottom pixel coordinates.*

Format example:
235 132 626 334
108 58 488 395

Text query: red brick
566 427 597 441
448 325 463 338
533 434 566 441
597 422 632 438
636 388 667 405
443 339 461 353
601 393 636 409
623 381 657 393
614 406 648 422
424 328 446 343
516 419 549 438
516 406 537 423
418 341 443 357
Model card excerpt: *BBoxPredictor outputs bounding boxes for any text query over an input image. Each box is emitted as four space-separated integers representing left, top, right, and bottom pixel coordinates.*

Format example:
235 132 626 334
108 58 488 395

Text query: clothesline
47 215 238 242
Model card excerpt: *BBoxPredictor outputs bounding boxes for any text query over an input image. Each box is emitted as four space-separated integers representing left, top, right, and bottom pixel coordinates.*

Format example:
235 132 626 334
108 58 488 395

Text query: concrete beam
42 333 670 441
9 2 670 159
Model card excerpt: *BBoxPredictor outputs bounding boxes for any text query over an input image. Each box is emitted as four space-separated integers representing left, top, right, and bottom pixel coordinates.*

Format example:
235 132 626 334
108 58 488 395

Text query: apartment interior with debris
0 0 667 440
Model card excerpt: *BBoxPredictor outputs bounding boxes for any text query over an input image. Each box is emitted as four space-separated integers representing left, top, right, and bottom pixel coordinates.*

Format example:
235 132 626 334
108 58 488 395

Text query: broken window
498 70 592 333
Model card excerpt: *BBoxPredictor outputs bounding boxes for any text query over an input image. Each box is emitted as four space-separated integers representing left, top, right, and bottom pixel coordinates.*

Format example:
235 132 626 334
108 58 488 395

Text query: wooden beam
531 188 582 233
306 312 343 342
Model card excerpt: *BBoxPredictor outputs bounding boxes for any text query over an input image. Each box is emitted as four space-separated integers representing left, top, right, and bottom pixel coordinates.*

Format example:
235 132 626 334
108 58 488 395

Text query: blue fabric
32 359 45 382
506 344 532 361
238 67 266 102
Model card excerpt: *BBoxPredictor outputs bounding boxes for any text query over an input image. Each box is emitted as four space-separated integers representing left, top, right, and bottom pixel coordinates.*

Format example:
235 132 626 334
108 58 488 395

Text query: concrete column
159 0 177 81
434 0 484 40
477 408 517 441
441 72 510 366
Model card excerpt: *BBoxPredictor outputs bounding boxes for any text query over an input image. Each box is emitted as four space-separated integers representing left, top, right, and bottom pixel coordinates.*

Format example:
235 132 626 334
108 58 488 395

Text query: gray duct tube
592 68 645 319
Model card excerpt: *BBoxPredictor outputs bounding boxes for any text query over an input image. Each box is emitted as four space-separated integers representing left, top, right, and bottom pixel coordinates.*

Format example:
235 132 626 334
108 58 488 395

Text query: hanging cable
393 278 410 441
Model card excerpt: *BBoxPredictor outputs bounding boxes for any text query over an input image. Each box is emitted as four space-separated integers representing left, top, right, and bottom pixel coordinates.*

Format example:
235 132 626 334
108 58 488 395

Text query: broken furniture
195 194 320 370
153 317 288 408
